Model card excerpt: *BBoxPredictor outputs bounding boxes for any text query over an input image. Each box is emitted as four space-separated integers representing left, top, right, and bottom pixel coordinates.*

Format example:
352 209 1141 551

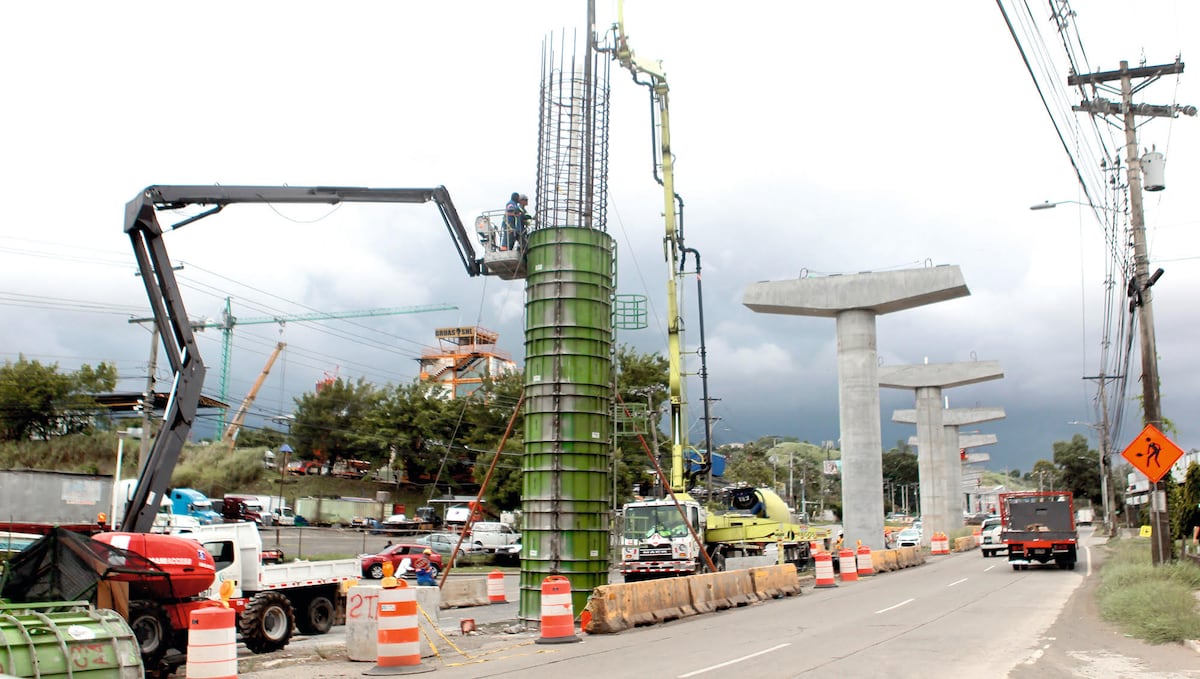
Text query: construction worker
502 192 521 249
835 532 845 551
415 549 436 586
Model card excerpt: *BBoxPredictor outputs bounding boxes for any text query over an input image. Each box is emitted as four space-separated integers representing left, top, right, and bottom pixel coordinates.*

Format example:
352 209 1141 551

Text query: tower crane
199 297 457 433
222 341 286 445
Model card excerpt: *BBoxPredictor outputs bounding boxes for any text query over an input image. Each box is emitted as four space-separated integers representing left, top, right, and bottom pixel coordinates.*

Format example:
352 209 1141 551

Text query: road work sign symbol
1121 424 1184 484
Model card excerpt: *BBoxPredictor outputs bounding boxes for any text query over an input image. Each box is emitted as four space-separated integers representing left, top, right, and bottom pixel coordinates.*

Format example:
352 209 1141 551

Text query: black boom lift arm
120 185 483 533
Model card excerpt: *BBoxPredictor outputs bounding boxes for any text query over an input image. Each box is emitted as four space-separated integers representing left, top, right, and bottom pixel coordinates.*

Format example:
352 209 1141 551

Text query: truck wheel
240 591 295 654
297 596 335 635
129 600 170 669
368 563 384 579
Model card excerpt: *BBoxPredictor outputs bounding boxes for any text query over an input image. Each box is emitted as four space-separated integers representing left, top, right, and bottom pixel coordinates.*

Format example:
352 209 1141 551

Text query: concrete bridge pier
882 364 1004 545
744 266 969 550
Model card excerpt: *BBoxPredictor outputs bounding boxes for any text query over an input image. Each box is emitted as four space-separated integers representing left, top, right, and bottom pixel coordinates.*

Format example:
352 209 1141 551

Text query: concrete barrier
873 550 888 572
748 564 801 598
586 567 781 634
706 569 759 610
345 584 440 661
953 536 976 552
440 576 489 608
585 582 637 633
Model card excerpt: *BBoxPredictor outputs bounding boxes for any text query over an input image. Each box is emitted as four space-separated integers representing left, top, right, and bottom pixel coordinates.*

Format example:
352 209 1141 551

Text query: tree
1172 462 1200 541
0 356 117 441
1052 434 1101 505
291 377 381 466
1029 459 1059 491
882 446 918 513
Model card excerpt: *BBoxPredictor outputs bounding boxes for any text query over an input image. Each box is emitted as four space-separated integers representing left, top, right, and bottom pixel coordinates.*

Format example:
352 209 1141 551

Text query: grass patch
1097 537 1200 643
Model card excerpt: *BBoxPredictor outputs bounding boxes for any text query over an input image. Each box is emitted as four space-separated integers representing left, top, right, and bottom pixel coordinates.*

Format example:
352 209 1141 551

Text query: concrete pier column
914 387 946 543
744 266 970 551
888 393 1006 544
836 309 884 549
904 421 1002 520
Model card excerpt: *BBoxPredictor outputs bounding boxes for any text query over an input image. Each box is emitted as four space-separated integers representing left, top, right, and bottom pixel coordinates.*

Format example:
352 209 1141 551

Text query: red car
361 543 444 579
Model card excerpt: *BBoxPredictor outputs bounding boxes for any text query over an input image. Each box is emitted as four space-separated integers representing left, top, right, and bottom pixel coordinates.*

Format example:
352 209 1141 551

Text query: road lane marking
874 598 914 614
984 564 996 572
678 643 791 678
947 577 968 587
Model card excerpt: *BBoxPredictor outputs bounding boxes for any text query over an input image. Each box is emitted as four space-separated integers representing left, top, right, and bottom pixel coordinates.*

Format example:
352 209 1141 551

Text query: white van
469 521 520 550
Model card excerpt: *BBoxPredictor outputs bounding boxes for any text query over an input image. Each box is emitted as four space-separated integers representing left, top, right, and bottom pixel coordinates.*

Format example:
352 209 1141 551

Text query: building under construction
416 326 518 399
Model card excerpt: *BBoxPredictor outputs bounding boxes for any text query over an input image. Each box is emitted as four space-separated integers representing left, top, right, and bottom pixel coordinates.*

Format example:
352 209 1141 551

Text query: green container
0 601 142 679
520 227 615 624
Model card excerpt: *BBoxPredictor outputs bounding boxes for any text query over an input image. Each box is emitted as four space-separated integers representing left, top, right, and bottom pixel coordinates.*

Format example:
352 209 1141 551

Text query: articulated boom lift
122 185 485 533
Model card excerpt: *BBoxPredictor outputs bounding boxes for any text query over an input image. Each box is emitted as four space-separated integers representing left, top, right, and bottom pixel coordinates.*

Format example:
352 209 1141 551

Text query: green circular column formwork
519 226 615 625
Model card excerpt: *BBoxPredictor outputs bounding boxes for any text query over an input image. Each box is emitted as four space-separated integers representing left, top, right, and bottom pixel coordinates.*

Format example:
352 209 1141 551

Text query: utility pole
1071 59 1195 564
1082 374 1120 538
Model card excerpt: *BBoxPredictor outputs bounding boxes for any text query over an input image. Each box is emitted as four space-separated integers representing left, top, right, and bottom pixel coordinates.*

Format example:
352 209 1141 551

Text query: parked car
272 506 296 526
413 532 479 565
895 528 922 548
360 543 445 580
980 517 1006 557
469 521 520 550
351 516 380 530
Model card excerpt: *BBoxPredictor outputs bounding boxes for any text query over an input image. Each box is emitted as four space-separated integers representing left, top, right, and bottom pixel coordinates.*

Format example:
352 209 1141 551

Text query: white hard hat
518 193 528 201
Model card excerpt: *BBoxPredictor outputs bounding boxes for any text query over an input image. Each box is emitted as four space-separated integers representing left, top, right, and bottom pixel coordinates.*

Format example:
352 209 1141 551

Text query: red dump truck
1000 491 1078 571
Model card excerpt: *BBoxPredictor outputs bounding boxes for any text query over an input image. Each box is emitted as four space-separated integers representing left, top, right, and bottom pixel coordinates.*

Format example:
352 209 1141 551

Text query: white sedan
895 528 922 548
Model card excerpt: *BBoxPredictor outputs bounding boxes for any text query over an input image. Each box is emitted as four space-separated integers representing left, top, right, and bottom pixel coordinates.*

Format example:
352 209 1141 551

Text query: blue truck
170 488 222 524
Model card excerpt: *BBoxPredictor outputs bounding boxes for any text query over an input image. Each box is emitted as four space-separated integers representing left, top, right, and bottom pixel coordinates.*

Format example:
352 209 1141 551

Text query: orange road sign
1121 424 1184 484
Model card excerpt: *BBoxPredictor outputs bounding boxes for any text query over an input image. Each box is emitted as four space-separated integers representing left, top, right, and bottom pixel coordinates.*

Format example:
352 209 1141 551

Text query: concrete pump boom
614 6 690 494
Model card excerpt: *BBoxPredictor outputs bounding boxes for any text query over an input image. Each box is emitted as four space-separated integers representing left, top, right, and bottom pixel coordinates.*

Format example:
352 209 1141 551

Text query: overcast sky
1 1 1196 476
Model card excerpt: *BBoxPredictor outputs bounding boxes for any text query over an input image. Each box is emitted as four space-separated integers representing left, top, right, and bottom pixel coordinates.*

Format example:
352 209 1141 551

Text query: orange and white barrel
535 575 580 644
186 606 237 679
487 570 506 604
932 532 950 555
813 550 838 588
838 548 859 582
856 544 874 576
364 580 434 675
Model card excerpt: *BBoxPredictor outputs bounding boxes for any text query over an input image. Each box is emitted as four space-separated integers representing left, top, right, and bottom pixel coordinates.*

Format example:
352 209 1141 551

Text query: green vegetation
1097 537 1200 643
0 357 117 441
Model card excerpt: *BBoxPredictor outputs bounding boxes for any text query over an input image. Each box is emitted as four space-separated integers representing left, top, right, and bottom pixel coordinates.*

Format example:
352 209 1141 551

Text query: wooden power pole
1070 59 1195 564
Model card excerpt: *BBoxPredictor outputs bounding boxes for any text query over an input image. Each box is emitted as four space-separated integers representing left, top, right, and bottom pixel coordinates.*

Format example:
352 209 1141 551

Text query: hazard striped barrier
186 606 236 679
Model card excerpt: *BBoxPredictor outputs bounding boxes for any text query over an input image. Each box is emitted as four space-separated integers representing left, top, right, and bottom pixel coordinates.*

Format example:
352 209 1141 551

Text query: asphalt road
235 528 1200 678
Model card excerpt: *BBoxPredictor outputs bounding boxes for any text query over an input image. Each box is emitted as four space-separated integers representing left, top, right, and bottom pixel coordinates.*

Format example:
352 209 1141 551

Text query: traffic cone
855 541 874 577
365 565 434 675
536 576 580 644
487 570 506 604
813 549 838 588
838 548 858 582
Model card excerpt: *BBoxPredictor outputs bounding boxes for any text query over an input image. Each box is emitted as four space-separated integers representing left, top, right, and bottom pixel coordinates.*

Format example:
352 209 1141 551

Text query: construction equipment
122 184 494 535
612 5 828 581
222 341 286 444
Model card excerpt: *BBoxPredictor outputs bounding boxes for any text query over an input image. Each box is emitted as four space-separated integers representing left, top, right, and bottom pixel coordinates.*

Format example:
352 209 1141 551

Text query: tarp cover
0 527 168 603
